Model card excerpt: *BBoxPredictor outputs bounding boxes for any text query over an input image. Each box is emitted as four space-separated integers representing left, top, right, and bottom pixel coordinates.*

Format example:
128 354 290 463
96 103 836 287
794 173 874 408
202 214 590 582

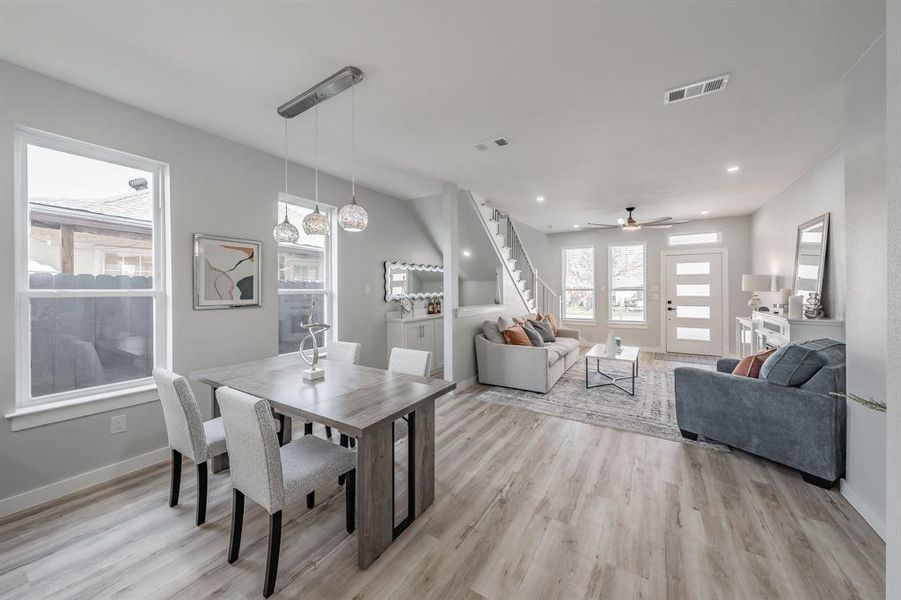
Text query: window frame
607 241 648 325
561 245 596 322
667 231 722 247
276 193 337 355
11 127 170 421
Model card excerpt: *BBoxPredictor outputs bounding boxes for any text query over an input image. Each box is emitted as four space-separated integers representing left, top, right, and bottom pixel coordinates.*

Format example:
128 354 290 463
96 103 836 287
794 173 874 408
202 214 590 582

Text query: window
667 231 721 246
277 197 335 355
562 246 595 320
16 130 168 408
608 243 646 323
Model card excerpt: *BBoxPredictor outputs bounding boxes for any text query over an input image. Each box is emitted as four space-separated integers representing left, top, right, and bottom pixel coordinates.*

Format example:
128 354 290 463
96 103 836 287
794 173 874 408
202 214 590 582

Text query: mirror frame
792 212 830 298
384 261 444 302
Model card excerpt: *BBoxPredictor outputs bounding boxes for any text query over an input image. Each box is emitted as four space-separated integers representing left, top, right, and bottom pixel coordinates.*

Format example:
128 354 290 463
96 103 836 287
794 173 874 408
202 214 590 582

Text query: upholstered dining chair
323 341 362 442
387 348 433 440
153 368 227 526
216 386 357 598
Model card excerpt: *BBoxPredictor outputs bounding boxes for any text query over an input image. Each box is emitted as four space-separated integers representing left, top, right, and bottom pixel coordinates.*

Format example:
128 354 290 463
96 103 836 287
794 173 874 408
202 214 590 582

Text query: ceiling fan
587 207 690 231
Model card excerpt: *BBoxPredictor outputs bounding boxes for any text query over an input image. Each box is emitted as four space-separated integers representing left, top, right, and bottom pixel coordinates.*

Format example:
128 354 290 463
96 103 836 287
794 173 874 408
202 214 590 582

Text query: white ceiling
0 1 884 231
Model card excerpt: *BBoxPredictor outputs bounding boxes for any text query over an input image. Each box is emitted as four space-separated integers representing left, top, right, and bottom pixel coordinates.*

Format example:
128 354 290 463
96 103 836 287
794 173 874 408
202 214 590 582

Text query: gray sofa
475 326 581 393
674 338 846 488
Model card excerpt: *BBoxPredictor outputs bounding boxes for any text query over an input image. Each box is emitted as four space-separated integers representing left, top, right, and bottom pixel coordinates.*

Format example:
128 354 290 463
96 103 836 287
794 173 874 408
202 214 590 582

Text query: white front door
664 252 724 355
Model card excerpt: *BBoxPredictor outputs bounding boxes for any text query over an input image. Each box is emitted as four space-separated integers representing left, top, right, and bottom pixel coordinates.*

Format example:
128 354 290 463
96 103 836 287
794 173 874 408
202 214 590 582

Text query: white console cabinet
386 313 444 375
736 313 845 358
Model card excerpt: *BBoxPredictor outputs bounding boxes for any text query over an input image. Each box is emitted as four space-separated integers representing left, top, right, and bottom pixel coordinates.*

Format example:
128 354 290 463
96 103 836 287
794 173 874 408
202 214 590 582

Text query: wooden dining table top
190 353 456 437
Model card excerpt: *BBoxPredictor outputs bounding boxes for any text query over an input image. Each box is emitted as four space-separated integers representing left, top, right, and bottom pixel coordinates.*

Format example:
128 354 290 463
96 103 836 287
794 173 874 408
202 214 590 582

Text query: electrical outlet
110 414 127 435
363 284 371 295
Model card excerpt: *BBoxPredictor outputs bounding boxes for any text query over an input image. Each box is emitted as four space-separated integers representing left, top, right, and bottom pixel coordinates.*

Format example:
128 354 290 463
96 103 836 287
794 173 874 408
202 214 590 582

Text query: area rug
653 352 719 366
477 355 727 450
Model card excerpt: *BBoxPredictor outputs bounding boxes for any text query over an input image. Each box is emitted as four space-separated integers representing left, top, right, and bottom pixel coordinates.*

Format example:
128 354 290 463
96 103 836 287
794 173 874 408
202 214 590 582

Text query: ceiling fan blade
644 224 673 229
586 223 618 228
637 216 673 225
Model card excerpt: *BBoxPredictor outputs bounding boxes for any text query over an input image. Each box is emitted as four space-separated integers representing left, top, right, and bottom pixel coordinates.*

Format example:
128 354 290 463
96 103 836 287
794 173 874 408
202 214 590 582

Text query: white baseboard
453 375 478 393
0 446 170 520
840 478 886 540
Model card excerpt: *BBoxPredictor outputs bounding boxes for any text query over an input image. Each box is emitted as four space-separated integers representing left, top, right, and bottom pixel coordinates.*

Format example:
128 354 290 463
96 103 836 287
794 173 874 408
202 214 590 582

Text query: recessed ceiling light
573 224 580 229
701 210 710 215
727 165 740 173
462 249 471 257
536 196 545 203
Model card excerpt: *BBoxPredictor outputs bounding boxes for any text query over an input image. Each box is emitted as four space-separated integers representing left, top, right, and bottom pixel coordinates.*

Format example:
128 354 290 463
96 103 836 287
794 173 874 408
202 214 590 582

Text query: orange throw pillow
538 312 558 334
502 324 532 346
732 348 776 378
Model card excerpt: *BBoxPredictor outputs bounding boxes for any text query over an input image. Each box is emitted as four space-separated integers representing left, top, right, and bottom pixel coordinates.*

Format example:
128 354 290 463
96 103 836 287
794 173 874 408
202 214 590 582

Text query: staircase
468 192 561 319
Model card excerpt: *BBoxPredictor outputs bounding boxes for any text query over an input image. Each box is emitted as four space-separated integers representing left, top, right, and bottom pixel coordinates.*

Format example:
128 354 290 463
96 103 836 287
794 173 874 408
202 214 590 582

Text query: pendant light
302 102 330 236
338 79 368 232
273 118 300 243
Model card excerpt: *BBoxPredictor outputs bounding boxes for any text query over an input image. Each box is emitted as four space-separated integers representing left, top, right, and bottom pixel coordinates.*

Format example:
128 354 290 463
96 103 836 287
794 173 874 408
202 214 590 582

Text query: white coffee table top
585 344 640 363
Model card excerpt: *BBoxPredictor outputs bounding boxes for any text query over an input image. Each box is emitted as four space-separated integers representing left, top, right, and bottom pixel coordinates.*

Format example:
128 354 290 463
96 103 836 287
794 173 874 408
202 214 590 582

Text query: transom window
16 129 168 408
562 246 595 320
277 197 335 355
608 243 646 323
668 231 721 246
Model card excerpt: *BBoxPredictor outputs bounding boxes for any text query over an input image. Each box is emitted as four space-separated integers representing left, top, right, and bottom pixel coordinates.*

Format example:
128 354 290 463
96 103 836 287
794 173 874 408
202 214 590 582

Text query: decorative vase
788 294 804 320
803 292 825 319
605 331 616 356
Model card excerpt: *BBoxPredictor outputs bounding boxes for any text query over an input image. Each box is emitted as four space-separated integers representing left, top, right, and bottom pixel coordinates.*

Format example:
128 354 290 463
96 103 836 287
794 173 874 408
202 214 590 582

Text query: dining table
190 352 456 569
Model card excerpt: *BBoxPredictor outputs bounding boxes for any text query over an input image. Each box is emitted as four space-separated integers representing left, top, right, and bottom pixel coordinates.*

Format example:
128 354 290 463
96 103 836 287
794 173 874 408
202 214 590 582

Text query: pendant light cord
284 117 289 220
314 102 319 208
351 80 356 201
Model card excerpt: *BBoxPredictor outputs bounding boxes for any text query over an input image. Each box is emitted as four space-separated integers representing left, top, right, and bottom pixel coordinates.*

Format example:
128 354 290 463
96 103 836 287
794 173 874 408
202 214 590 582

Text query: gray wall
843 34 887 534
0 60 438 501
886 0 900 592
750 148 846 318
545 216 752 354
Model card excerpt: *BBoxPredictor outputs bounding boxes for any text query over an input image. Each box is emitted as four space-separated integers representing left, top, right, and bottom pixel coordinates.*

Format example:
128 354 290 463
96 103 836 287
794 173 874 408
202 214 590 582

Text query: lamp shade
741 274 772 292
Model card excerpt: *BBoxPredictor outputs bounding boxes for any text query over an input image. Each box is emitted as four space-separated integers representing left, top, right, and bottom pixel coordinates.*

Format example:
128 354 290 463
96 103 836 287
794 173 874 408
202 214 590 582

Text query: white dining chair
387 348 433 440
324 341 362 443
153 368 228 526
216 386 356 598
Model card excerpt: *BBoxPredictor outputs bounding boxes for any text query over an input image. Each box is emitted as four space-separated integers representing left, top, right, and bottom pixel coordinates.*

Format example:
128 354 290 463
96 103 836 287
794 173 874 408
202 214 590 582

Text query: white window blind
562 246 595 320
608 243 646 322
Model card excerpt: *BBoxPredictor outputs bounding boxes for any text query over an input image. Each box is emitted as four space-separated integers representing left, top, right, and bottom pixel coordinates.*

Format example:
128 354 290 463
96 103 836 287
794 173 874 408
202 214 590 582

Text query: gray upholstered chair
216 386 356 598
388 347 432 441
324 340 362 443
153 368 228 526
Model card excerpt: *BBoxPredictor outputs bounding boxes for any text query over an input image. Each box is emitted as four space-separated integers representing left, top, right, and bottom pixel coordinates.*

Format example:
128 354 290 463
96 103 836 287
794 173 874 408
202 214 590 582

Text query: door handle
667 307 676 311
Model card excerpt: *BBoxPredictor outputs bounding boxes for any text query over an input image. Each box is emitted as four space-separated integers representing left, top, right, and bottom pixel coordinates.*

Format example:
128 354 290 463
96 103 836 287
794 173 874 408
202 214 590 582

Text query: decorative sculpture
299 297 331 381
803 292 825 319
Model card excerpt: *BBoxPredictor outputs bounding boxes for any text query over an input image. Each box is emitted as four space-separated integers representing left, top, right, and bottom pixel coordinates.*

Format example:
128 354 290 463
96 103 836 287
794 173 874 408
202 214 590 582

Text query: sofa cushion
732 348 776 378
502 324 532 346
553 336 580 353
521 321 545 346
537 312 558 334
545 345 565 365
498 316 515 332
528 319 556 342
759 341 829 387
481 320 505 344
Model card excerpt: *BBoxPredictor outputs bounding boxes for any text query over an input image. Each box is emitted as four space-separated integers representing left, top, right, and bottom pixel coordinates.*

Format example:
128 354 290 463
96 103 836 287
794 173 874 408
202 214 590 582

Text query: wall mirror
792 213 830 298
384 261 443 302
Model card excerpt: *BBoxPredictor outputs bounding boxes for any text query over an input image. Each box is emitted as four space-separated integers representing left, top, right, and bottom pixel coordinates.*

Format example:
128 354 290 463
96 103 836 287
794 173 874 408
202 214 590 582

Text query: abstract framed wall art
193 234 262 310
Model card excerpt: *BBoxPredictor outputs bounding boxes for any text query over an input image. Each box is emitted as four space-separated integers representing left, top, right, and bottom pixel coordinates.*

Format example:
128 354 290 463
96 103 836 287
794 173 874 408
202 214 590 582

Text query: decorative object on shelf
384 261 444 302
398 296 414 319
273 118 300 244
338 78 368 232
788 294 804 319
777 288 793 311
803 292 825 319
605 330 617 356
299 297 331 381
741 274 772 313
302 103 330 236
193 234 261 310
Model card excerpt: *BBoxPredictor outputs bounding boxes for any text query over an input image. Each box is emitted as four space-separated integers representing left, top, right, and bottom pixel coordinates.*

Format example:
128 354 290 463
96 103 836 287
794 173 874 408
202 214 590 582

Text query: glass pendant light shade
302 205 330 235
273 214 300 243
338 196 368 232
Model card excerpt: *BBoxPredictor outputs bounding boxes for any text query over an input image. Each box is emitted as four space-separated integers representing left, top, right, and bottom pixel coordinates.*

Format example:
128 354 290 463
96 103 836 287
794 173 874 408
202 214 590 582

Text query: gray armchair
674 339 846 488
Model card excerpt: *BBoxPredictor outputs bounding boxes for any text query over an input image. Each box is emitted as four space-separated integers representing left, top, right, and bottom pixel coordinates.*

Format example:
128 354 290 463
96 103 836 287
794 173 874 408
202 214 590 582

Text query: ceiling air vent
664 74 730 105
471 136 513 152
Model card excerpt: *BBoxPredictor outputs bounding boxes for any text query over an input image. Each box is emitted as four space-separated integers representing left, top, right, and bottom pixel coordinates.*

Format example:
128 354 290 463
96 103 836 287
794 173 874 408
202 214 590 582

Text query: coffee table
584 344 640 395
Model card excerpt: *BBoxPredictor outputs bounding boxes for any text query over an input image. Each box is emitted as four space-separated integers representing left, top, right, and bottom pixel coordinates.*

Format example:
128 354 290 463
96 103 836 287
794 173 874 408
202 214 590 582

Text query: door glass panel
676 284 710 297
676 305 711 319
677 326 711 341
676 262 710 275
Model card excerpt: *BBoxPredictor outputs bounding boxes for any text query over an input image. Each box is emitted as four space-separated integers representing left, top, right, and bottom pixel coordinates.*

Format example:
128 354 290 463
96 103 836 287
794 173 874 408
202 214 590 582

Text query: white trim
608 241 648 324
659 248 730 356
561 244 596 321
0 446 170 519
607 321 648 329
841 479 886 540
452 375 478 393
455 304 504 318
563 318 597 326
6 384 159 431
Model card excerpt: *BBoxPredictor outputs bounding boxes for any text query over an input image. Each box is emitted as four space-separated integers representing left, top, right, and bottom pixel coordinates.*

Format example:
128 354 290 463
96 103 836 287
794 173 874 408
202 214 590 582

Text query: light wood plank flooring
0 385 885 599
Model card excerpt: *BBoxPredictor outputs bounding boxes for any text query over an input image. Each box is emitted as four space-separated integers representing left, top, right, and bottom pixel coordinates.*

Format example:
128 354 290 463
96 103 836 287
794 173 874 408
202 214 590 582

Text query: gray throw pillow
528 319 556 342
497 316 515 332
521 321 544 347
481 320 505 344
759 341 826 387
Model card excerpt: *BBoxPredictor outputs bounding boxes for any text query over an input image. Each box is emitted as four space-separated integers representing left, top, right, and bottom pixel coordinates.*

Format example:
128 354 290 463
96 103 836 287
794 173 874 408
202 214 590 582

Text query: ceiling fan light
622 223 641 232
